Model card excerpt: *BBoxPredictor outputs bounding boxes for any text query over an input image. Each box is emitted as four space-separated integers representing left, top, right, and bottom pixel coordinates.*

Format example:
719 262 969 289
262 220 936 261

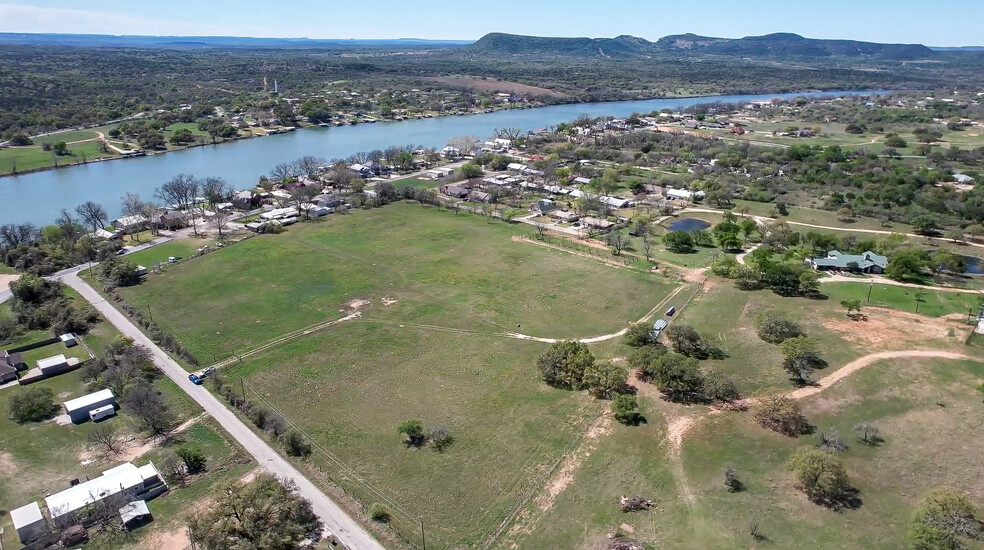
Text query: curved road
56 268 384 550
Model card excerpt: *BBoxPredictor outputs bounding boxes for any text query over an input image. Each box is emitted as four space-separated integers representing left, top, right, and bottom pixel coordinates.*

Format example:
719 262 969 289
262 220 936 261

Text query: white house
666 189 705 200
506 162 528 172
44 461 167 528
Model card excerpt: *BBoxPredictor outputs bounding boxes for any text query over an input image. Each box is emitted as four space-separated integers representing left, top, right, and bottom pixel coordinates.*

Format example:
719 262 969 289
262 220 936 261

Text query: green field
0 141 119 174
123 238 216 268
391 178 439 190
822 282 984 319
117 203 681 546
120 204 677 361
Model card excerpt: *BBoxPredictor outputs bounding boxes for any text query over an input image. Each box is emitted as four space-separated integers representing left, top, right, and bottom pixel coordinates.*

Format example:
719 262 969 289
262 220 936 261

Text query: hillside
469 32 936 60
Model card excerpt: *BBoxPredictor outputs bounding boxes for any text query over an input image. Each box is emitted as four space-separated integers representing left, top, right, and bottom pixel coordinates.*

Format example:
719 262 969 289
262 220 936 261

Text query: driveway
57 270 385 550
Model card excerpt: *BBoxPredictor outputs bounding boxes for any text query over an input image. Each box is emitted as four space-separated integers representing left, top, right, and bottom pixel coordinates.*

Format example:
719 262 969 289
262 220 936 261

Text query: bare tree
289 186 320 219
494 127 523 141
446 136 479 156
269 161 300 182
0 223 39 248
212 209 232 238
201 177 231 208
75 201 109 233
853 421 880 445
605 231 626 255
156 174 201 236
295 156 326 179
124 383 176 437
120 193 144 218
88 424 125 455
642 235 656 262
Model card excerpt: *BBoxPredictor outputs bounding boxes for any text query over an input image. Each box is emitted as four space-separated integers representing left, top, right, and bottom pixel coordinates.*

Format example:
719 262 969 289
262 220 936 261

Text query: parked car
188 366 217 385
665 306 676 316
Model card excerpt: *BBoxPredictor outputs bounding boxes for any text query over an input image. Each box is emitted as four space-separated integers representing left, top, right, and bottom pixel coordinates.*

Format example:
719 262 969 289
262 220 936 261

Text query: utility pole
419 518 426 550
866 281 873 303
241 378 246 403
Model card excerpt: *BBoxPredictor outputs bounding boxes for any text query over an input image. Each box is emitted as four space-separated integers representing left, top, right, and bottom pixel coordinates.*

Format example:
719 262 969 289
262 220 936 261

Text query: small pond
667 218 712 232
961 255 983 275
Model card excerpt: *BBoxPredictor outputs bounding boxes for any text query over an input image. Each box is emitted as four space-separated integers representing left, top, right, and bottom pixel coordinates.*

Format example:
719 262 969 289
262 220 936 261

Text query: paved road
57 269 385 550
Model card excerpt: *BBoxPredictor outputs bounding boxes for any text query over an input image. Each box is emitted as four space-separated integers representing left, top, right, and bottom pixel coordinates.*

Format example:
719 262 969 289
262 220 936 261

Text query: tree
399 419 425 447
446 136 479 156
756 312 803 344
52 141 70 156
642 235 657 262
779 336 823 385
786 447 852 506
663 230 695 253
909 487 981 547
270 161 300 182
87 423 125 455
702 371 741 404
536 340 595 390
460 164 483 178
427 425 455 452
816 426 847 452
8 386 59 423
176 445 207 473
282 429 312 457
716 232 743 252
368 503 390 523
931 250 967 275
294 156 325 179
156 174 201 236
123 382 176 436
665 323 704 357
188 474 321 550
201 176 232 207
723 466 744 492
605 231 626 255
798 270 821 296
841 299 863 320
886 250 928 281
650 353 704 402
853 421 880 445
629 345 667 374
75 201 109 233
623 323 659 347
740 218 758 241
612 394 640 424
753 394 810 436
884 133 908 148
581 361 628 399
912 215 941 235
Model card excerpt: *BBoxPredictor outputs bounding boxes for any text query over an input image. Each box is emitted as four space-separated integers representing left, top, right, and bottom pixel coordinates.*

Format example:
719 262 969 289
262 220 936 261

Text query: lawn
123 238 215 269
822 282 984 319
31 130 100 145
392 178 440 190
119 203 678 362
0 141 118 174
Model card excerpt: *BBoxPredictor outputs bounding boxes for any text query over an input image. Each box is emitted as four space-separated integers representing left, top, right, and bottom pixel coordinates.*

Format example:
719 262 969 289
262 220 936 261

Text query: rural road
56 269 385 550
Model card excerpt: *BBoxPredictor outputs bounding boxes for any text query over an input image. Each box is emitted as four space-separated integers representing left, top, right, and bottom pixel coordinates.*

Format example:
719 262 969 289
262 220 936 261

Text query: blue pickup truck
188 367 216 385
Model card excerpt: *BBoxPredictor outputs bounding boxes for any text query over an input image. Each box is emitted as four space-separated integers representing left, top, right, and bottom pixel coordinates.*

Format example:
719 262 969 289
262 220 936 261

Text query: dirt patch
666 416 695 453
134 526 189 550
347 299 370 310
822 307 963 348
239 468 262 484
381 297 398 306
53 414 72 426
0 273 20 290
0 450 17 473
534 413 613 513
423 76 570 98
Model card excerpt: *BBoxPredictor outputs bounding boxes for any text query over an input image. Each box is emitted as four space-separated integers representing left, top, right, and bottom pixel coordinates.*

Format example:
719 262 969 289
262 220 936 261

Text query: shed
64 388 117 424
60 333 77 347
10 501 47 543
120 500 152 530
37 354 70 376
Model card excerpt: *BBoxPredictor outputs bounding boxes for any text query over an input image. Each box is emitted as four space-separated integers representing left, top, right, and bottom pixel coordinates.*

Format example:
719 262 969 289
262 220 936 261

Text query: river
1 90 886 225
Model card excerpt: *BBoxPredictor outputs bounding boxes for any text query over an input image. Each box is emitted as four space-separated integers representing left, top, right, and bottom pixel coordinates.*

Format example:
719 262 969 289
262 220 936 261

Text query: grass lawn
730 199 914 234
392 178 439 190
119 203 678 361
675 357 984 550
123 238 215 269
225 322 595 549
0 141 118 174
31 130 100 145
822 282 984 319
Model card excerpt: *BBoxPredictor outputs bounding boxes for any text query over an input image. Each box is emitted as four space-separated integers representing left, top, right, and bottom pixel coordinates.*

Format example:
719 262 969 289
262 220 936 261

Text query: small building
89 404 117 422
135 265 149 277
59 333 77 348
112 215 149 232
155 211 188 231
582 217 615 230
37 354 77 377
259 207 299 221
64 388 117 424
120 500 152 530
601 196 633 209
572 177 592 186
809 250 888 274
440 185 469 199
312 193 343 208
44 461 166 528
94 228 121 240
548 209 579 222
531 199 556 215
1 350 25 383
469 190 492 203
666 188 705 201
506 162 528 172
10 501 48 544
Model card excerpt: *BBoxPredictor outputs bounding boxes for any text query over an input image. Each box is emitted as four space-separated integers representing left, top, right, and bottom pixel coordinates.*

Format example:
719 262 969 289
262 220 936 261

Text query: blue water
667 218 712 232
0 90 888 225
962 255 983 275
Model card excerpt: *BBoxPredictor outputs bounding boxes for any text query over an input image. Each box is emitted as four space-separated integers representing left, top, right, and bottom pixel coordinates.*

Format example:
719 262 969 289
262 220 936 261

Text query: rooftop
10 501 43 528
45 461 161 520
37 354 67 370
63 388 115 413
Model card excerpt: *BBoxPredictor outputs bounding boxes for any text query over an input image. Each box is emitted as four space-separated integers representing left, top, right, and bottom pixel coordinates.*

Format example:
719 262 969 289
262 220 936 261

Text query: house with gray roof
809 250 887 274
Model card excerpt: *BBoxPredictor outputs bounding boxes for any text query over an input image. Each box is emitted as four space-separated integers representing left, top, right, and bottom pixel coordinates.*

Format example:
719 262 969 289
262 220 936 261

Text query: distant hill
0 33 472 49
931 45 984 52
469 32 936 61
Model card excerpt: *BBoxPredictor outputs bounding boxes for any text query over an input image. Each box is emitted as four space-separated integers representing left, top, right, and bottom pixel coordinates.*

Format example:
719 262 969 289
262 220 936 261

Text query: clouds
0 2 229 36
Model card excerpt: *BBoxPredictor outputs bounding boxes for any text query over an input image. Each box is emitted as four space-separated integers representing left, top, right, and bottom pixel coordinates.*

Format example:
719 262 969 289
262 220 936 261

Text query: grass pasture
392 178 440 190
116 203 682 546
119 203 677 362
822 282 984 319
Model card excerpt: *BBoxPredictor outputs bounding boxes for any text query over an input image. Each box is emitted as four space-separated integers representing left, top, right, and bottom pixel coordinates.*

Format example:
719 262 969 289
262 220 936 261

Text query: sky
0 0 982 46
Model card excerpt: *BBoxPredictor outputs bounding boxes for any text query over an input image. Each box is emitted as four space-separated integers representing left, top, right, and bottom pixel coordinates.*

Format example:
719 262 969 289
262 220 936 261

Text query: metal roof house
10 501 48 544
809 250 888 274
63 388 117 424
45 461 167 529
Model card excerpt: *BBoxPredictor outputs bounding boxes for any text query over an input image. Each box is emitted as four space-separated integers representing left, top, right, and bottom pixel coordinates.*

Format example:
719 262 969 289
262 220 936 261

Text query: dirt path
666 416 697 508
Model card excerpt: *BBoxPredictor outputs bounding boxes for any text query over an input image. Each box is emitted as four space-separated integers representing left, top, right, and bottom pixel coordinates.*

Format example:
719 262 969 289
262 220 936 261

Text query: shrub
753 395 810 436
786 447 852 506
536 340 595 390
176 445 207 474
755 312 803 344
398 419 425 447
581 361 628 399
282 429 312 457
9 386 59 423
622 323 659 347
368 503 390 523
611 394 640 425
427 425 455 453
909 487 980 544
